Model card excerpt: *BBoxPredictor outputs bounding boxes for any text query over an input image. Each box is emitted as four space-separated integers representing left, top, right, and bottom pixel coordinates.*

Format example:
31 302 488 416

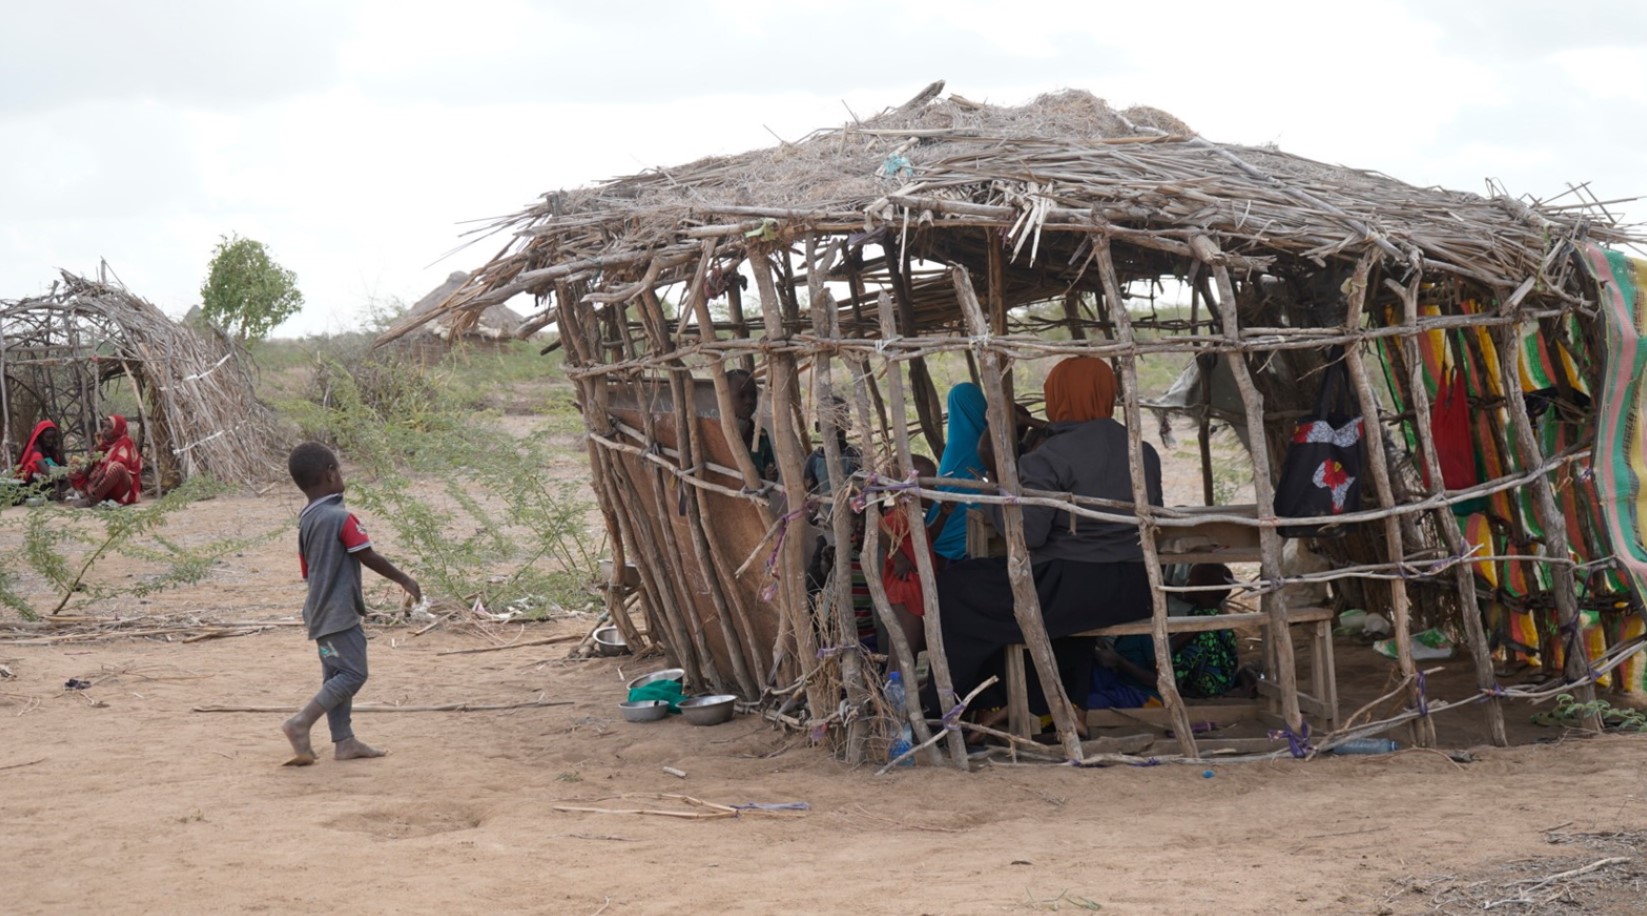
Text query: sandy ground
4 473 1647 913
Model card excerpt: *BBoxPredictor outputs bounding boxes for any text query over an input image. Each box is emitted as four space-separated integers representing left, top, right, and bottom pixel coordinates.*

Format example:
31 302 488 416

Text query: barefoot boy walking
281 443 420 766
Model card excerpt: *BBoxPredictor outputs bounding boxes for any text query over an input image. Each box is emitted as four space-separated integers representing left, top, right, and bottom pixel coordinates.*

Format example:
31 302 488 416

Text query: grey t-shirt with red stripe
298 493 373 640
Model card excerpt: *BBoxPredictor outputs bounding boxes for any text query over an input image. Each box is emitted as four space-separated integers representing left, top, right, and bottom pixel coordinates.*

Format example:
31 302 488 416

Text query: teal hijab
926 383 988 560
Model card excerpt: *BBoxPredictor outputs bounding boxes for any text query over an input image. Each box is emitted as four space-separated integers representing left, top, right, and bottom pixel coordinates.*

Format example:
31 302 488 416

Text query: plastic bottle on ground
884 671 916 767
1328 737 1400 755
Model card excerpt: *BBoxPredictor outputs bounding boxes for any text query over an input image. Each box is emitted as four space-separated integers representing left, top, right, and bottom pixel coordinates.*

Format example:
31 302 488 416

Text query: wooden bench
961 506 1336 737
1002 604 1339 739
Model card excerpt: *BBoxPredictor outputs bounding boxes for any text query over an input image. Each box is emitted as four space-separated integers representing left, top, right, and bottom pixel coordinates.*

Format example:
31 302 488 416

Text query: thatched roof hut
384 83 1646 767
2 269 282 490
386 271 532 362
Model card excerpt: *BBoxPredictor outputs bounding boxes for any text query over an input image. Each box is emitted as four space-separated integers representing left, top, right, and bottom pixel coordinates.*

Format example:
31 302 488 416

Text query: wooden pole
1205 251 1304 734
845 260 892 436
646 271 760 697
1490 317 1600 724
1340 252 1433 747
1094 239 1199 757
1198 354 1216 507
952 265 1085 762
843 345 942 765
876 290 970 767
555 286 644 651
1384 269 1508 745
750 249 833 736
0 316 12 468
885 239 946 456
576 301 691 675
725 273 755 375
634 288 729 693
1060 289 1087 342
810 289 873 764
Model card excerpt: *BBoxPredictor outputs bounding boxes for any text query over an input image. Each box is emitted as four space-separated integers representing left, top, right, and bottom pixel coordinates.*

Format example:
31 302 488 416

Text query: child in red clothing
881 454 939 672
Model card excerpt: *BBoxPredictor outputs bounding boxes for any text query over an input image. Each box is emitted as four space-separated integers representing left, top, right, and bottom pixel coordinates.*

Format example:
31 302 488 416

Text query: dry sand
4 489 1647 915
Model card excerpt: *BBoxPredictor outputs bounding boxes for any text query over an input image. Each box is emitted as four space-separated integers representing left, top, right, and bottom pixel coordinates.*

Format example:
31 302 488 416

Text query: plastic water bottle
1328 737 1400 755
884 672 916 767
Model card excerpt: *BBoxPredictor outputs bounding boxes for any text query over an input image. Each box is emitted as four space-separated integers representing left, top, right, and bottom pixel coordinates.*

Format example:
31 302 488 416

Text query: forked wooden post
875 291 970 768
1206 255 1304 734
1094 239 1199 757
1339 252 1432 747
952 265 1085 762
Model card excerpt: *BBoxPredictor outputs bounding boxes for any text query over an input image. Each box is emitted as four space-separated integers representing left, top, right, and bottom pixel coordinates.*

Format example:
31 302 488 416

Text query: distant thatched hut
386 271 531 363
2 269 282 491
380 83 1646 766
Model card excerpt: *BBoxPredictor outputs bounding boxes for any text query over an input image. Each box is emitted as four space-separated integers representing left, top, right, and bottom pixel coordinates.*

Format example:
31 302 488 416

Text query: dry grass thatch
1 269 283 488
379 82 1640 342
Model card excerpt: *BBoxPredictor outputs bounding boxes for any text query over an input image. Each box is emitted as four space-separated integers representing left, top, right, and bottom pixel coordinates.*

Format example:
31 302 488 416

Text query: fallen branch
0 757 47 771
193 698 574 713
552 793 808 820
1513 856 1630 895
435 634 578 656
876 675 998 774
181 628 262 644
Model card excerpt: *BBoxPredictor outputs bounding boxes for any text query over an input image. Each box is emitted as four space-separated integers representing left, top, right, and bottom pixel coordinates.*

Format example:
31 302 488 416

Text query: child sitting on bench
1091 563 1243 706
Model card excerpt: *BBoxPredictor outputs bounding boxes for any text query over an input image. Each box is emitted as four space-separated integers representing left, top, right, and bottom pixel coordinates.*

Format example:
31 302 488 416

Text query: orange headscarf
1044 357 1117 422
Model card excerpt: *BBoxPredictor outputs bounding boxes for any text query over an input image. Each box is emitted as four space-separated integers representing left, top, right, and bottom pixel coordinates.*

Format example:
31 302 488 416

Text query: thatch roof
1 270 282 487
379 82 1640 344
400 271 529 343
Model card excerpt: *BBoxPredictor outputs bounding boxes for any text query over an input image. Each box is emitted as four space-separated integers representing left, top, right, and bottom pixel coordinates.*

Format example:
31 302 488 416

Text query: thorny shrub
272 338 600 614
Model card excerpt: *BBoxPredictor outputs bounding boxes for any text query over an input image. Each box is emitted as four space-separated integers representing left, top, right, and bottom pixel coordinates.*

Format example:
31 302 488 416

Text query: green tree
199 234 304 340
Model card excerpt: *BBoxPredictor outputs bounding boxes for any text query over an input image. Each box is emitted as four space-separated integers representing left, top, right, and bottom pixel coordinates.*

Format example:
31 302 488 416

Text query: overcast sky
3 0 1643 336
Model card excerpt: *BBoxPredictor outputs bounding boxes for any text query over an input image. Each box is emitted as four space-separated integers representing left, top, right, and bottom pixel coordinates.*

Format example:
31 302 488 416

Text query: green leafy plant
1532 693 1647 732
0 476 280 619
277 349 600 613
199 234 304 341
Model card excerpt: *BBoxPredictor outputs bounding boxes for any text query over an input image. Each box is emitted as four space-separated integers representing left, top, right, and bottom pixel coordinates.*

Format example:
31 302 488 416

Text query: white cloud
1 0 1642 336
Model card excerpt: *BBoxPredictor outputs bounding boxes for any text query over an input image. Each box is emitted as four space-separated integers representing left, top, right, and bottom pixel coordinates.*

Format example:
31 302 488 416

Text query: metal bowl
626 668 685 692
592 625 629 657
679 694 738 726
618 699 669 723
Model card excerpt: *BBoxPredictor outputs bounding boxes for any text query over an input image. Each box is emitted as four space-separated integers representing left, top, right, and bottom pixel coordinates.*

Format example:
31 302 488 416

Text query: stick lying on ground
194 698 573 713
435 634 578 656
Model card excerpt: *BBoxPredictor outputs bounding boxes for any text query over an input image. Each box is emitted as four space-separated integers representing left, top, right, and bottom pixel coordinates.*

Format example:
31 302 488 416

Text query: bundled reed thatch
380 82 1647 768
1 269 283 489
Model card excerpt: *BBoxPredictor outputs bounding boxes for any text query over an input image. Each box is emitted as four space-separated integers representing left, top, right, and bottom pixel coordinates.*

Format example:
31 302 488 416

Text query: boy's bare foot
281 717 316 767
334 737 386 760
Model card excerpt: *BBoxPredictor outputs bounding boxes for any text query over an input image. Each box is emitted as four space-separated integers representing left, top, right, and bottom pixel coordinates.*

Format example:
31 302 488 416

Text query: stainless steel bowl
592 625 629 657
626 668 686 692
679 694 737 726
618 699 669 723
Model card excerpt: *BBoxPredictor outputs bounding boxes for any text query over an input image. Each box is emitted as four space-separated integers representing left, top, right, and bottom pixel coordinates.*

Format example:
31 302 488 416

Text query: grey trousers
313 625 368 743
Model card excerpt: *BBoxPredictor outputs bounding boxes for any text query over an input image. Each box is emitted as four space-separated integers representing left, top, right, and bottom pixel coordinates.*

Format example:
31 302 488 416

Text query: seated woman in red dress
15 419 67 487
76 415 142 506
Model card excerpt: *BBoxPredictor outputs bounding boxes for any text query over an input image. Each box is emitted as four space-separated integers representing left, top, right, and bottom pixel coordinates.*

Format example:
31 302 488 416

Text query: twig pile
1389 829 1647 913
